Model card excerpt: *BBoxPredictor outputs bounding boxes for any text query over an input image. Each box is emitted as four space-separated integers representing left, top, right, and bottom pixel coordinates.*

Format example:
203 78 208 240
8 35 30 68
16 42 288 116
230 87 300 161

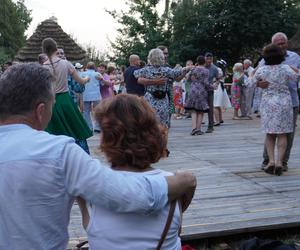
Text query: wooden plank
68 109 300 243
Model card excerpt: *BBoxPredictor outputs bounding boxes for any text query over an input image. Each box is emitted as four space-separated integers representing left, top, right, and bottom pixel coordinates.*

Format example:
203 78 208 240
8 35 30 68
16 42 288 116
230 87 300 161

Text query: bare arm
71 70 89 85
166 171 197 212
138 77 167 86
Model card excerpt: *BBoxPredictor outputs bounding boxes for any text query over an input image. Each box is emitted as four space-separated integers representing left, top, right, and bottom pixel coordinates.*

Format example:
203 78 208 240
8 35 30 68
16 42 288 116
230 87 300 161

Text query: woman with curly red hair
78 94 194 249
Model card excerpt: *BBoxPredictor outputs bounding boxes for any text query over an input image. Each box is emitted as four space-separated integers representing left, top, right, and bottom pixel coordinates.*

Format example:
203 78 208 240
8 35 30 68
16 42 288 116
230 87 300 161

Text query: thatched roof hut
288 28 300 54
15 17 86 62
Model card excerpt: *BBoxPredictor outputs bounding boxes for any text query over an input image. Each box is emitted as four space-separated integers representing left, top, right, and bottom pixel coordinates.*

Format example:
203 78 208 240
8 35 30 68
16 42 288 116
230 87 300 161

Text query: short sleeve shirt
43 56 75 93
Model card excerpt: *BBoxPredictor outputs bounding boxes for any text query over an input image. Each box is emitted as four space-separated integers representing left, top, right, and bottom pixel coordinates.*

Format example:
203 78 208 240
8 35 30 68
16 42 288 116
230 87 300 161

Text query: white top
86 169 182 250
0 124 168 250
43 56 75 93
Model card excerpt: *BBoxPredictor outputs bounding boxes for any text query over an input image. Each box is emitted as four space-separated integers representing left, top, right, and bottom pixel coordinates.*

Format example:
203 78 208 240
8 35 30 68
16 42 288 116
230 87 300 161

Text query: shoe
282 162 288 172
206 127 214 133
232 116 240 120
93 129 101 133
213 123 220 126
195 130 204 135
190 128 198 136
274 166 283 176
220 120 224 124
264 164 275 175
261 159 269 170
166 149 170 157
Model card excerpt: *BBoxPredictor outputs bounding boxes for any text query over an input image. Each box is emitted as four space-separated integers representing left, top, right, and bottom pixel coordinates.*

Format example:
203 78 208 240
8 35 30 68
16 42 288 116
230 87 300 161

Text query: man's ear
35 103 46 129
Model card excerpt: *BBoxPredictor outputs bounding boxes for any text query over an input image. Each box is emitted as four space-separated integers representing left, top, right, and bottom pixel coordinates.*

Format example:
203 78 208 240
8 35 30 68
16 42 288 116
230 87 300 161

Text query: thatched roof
15 17 86 62
288 28 300 55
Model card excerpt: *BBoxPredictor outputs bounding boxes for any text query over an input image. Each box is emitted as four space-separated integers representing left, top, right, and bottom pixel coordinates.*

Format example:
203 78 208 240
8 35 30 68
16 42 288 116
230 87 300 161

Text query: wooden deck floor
68 110 300 245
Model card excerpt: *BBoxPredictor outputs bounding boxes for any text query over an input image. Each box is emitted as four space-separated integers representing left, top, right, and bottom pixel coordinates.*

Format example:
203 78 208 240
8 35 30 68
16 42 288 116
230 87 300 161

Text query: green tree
170 0 300 64
107 0 169 65
0 0 32 63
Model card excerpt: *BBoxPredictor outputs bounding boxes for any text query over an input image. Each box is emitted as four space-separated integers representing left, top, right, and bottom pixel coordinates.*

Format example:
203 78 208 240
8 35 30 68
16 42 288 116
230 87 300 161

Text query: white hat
75 62 83 69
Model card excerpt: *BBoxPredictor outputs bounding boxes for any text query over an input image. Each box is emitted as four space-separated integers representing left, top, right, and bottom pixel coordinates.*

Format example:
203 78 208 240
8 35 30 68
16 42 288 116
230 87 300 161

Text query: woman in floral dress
184 56 210 135
134 48 190 128
252 44 298 175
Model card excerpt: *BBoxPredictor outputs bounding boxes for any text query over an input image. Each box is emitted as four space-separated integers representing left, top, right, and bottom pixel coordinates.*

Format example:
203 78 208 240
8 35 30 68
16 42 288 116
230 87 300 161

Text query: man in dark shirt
205 52 220 133
124 54 144 96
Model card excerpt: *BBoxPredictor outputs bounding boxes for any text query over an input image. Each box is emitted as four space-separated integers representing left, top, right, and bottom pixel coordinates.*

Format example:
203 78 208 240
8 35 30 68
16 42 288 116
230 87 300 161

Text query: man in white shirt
0 63 196 250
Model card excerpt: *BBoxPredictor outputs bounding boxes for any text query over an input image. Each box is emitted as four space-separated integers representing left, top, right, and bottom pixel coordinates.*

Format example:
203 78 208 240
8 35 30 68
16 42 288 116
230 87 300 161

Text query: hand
166 171 197 212
154 78 167 85
84 77 90 83
213 82 218 90
257 80 269 89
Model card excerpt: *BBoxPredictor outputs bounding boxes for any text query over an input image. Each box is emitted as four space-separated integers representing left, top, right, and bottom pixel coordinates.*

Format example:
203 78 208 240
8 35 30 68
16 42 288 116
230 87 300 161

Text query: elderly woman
252 44 299 175
77 94 194 249
134 48 191 128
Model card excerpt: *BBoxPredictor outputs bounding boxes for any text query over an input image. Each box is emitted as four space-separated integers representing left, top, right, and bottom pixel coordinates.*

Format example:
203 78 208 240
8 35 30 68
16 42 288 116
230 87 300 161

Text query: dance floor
68 110 300 248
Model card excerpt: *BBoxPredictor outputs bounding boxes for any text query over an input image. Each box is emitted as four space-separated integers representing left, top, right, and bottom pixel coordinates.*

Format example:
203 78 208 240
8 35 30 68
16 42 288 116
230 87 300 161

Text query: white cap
74 62 83 69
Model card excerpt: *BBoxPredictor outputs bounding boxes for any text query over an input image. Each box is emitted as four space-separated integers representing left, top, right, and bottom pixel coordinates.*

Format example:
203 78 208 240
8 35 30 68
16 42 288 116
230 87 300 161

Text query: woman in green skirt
42 38 92 154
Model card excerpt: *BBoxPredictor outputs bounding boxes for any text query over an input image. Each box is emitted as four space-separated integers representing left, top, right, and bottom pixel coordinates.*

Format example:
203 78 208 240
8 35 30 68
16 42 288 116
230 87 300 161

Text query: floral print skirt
231 84 241 109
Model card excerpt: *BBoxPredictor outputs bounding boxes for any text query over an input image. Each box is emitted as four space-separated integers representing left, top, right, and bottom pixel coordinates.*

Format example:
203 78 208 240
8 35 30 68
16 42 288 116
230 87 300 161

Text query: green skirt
46 92 93 140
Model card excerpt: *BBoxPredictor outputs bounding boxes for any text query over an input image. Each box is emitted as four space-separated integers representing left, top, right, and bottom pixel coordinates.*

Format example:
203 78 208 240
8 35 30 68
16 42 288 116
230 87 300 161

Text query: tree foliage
109 0 300 66
171 0 300 64
0 0 32 63
107 0 170 65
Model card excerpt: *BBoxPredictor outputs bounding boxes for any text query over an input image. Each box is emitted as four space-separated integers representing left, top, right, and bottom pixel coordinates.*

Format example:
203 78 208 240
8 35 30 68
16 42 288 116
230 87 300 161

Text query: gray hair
233 62 243 72
271 32 288 43
243 59 252 65
147 48 165 66
0 63 54 120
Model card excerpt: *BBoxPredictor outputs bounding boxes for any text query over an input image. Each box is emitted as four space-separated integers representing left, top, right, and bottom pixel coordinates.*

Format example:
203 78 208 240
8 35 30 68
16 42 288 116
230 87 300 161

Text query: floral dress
252 64 296 134
134 65 183 127
231 72 244 109
184 66 210 112
173 81 184 110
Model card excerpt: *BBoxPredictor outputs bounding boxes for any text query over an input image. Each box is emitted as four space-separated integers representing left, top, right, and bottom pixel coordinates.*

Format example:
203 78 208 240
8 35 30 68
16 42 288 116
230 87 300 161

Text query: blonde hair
233 62 243 72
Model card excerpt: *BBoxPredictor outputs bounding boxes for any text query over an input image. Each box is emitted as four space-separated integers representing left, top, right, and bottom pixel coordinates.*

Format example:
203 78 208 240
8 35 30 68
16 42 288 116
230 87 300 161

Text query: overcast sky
23 0 164 53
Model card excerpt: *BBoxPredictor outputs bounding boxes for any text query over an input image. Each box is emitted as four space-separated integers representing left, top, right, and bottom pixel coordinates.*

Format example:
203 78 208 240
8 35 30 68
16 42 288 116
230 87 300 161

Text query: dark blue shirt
124 66 145 96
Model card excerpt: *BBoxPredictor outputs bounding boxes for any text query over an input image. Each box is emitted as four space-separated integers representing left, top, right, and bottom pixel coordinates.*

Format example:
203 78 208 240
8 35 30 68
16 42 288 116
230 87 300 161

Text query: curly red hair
95 94 167 169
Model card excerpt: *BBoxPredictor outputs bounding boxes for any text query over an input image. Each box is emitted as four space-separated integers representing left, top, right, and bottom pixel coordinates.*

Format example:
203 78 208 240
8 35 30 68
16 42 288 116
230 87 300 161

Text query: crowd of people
0 31 299 249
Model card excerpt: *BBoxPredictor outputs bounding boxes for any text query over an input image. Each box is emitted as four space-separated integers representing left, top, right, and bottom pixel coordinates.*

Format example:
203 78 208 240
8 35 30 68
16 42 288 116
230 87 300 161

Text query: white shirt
0 124 168 250
86 169 182 250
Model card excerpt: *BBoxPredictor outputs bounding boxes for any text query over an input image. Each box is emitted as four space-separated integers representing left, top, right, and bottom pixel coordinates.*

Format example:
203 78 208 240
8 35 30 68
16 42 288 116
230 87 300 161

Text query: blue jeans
83 101 100 131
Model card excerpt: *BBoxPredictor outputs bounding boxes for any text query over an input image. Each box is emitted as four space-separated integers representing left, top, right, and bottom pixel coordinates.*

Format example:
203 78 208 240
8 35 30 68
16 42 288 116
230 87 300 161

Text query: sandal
190 129 197 136
232 116 240 120
274 166 283 176
264 164 275 175
195 130 204 135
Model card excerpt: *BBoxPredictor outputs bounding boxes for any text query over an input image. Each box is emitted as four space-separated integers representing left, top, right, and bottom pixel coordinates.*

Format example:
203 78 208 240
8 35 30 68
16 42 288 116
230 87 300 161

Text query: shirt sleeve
63 143 168 215
167 67 182 80
67 61 76 75
133 68 144 79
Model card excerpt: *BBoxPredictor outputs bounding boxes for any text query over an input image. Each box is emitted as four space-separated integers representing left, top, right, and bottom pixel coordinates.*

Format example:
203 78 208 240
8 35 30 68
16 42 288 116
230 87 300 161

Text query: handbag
156 200 177 250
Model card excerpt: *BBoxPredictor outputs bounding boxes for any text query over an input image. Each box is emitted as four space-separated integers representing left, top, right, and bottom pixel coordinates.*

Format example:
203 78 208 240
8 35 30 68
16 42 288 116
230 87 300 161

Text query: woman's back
86 169 181 250
255 64 292 94
43 57 75 93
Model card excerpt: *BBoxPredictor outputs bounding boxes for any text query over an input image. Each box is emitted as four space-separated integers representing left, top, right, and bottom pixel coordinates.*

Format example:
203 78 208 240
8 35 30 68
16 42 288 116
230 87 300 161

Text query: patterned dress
231 72 244 109
184 66 210 112
134 65 183 127
252 64 296 134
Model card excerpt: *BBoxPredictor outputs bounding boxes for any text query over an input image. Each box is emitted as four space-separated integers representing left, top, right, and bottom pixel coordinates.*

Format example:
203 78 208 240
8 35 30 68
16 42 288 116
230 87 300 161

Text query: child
231 63 244 119
173 80 184 119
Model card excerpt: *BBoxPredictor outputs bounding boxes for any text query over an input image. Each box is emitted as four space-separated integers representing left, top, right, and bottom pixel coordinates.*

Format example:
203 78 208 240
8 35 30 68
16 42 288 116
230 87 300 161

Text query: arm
64 143 196 214
138 77 167 86
71 70 89 85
